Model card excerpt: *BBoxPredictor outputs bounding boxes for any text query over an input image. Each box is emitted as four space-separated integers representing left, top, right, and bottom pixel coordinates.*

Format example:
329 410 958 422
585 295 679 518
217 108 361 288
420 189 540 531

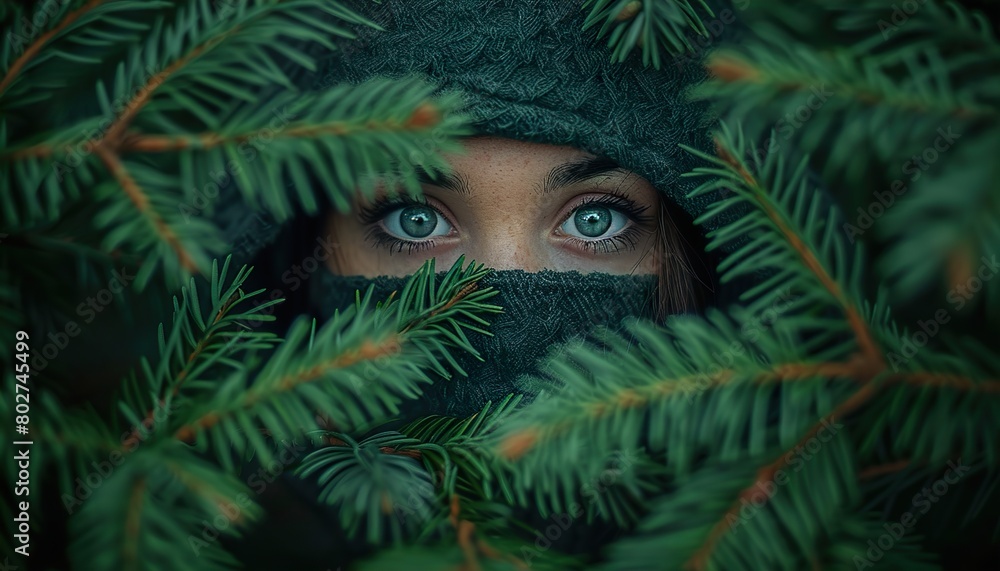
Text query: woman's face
325 136 661 276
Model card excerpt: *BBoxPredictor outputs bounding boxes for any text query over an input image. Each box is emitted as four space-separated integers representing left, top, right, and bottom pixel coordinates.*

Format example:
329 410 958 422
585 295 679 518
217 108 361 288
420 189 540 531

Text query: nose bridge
458 148 551 272
471 216 546 272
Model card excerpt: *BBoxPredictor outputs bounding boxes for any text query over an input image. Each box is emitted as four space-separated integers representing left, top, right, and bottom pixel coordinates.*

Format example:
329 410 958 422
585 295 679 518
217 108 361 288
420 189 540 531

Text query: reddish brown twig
0 0 108 95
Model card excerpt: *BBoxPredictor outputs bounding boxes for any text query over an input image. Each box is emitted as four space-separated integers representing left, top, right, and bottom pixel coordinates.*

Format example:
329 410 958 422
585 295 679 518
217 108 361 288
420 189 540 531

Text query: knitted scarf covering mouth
311 268 661 418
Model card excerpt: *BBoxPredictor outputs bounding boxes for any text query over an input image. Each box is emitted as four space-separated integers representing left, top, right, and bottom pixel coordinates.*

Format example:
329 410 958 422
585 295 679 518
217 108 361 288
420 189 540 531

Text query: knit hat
314 0 716 221
222 0 739 265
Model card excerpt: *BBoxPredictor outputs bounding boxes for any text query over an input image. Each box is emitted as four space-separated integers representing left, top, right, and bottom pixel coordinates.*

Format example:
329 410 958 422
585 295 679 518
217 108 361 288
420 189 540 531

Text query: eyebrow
542 155 626 194
414 168 472 195
411 155 626 196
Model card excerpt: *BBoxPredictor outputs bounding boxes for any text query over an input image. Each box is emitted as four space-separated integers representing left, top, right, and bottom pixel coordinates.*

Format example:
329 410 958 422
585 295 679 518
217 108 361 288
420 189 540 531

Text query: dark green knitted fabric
311 268 660 418
220 0 736 266
348 0 718 219
315 0 716 224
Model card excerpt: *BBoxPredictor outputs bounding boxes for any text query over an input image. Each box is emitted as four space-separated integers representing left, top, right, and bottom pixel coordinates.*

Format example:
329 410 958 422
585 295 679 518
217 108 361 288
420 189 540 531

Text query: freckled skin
325 136 660 277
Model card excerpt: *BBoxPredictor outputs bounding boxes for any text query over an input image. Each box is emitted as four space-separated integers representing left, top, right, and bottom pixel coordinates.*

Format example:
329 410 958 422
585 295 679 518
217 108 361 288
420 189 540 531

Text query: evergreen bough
1 1 998 570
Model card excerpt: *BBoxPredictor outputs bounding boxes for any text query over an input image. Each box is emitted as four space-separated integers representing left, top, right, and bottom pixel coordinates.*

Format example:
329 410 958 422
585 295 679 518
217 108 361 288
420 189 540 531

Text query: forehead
446 136 593 173
418 136 641 199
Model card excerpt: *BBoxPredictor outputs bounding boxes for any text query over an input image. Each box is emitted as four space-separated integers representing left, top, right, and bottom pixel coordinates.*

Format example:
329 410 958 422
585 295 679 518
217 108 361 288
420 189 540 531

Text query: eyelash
358 190 653 255
558 192 652 254
359 197 445 256
363 226 439 255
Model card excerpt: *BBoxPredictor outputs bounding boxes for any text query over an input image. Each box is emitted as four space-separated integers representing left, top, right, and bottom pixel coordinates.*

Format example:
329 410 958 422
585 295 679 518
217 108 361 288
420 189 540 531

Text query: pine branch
46 256 498 568
499 359 997 462
492 308 863 519
0 381 122 506
93 0 360 144
681 123 999 568
94 144 199 272
297 396 551 555
684 382 876 571
170 256 500 473
68 444 261 571
605 432 862 571
295 431 440 544
702 48 999 120
117 98 445 152
690 3 1000 299
684 124 884 368
877 133 1000 307
0 0 108 96
0 0 419 291
692 30 999 207
118 256 279 450
0 256 278 519
169 76 471 220
0 0 172 108
490 118 1000 569
400 395 522 502
581 0 715 69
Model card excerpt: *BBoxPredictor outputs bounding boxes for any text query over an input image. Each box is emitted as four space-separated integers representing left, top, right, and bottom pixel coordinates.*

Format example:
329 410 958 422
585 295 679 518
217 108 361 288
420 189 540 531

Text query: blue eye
382 204 452 240
561 204 629 239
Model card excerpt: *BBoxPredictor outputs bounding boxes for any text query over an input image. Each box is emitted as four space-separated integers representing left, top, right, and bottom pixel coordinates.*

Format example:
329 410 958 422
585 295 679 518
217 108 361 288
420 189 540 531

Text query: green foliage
353 537 580 571
3 1 999 570
176 255 501 474
401 396 526 513
1 253 502 568
296 431 438 544
69 444 262 571
0 0 472 328
690 0 1000 310
601 436 863 571
581 0 716 69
